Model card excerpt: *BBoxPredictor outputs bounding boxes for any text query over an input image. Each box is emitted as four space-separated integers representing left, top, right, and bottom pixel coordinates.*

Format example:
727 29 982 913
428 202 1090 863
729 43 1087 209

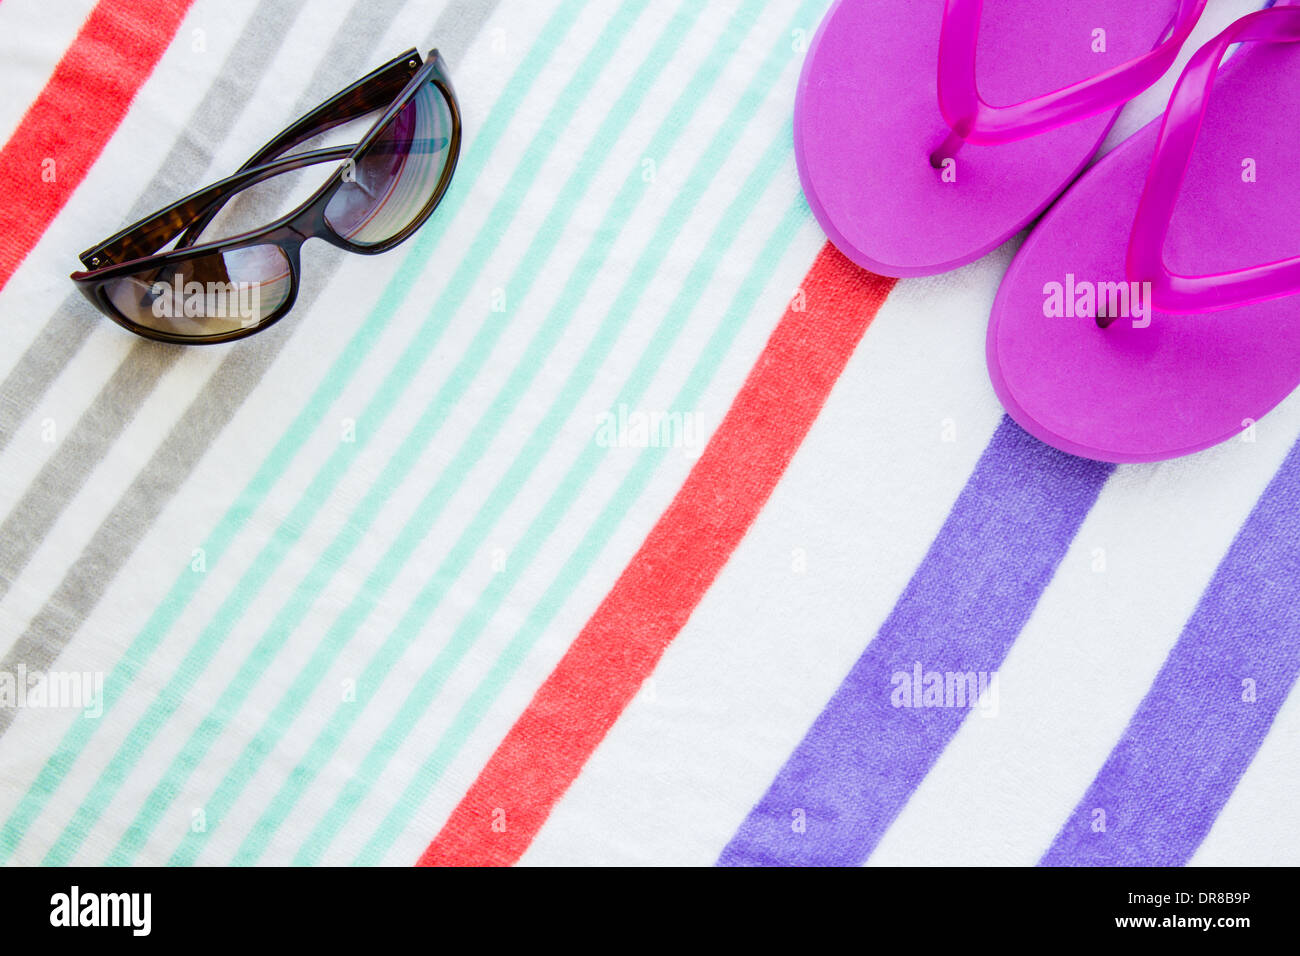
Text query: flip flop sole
795 0 1178 277
988 39 1300 462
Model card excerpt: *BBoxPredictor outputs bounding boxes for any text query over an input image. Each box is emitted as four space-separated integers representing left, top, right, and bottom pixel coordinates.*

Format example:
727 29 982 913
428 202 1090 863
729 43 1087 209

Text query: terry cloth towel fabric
0 0 1296 867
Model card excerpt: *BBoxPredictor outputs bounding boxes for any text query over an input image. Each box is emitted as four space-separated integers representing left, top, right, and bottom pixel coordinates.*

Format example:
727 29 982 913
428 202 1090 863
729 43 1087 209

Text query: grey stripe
426 0 502 68
0 0 497 739
0 1 309 460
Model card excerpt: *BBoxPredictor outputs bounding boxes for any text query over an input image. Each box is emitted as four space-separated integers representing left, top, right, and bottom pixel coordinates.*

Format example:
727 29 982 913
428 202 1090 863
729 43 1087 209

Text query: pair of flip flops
797 0 1300 463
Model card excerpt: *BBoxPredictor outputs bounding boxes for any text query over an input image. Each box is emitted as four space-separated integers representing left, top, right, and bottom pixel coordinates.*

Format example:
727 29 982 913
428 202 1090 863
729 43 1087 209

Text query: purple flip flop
988 4 1300 463
795 0 1207 277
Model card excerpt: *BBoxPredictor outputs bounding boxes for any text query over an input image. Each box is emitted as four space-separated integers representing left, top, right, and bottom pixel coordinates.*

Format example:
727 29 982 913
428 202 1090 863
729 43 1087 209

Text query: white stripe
0 0 266 522
869 389 1300 865
522 246 1011 866
0 0 395 650
1192 677 1300 865
130 0 584 865
212 0 771 866
0 0 264 384
523 0 1282 867
0 0 442 863
0 0 101 147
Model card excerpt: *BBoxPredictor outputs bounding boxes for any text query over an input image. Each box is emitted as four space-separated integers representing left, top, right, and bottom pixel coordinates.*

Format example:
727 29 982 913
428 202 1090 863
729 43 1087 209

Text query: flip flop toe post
795 0 1206 277
989 5 1300 463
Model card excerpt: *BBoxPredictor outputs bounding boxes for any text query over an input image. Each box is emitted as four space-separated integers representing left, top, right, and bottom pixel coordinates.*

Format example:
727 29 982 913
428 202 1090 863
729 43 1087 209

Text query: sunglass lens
323 76 455 246
102 244 293 339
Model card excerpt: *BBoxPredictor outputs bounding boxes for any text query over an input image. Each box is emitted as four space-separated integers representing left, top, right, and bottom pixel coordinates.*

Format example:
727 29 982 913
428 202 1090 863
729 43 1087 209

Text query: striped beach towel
0 0 1295 866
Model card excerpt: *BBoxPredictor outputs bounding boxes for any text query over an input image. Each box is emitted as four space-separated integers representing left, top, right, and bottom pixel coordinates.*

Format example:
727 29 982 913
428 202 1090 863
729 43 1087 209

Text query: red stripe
0 0 195 292
419 242 896 866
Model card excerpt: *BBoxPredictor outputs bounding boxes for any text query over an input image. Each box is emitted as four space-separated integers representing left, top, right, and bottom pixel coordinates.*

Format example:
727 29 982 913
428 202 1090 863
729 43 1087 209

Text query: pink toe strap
1127 5 1300 315
938 0 1207 144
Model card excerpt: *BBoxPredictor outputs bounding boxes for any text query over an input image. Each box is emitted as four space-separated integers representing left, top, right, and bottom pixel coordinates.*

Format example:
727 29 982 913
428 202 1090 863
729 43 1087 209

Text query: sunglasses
71 48 461 344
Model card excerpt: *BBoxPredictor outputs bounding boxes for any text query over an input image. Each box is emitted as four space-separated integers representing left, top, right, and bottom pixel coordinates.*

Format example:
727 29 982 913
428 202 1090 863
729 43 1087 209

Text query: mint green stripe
107 0 684 868
228 0 790 868
293 8 820 867
0 0 587 866
358 196 814 866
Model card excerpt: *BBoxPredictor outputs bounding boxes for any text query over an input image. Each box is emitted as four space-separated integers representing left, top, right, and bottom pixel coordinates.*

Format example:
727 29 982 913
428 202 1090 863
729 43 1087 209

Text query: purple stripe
718 417 1113 866
1042 437 1300 866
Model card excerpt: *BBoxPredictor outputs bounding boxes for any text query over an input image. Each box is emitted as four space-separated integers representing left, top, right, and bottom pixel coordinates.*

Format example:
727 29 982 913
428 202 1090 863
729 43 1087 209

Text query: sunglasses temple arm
79 147 354 269
79 47 441 268
173 50 425 249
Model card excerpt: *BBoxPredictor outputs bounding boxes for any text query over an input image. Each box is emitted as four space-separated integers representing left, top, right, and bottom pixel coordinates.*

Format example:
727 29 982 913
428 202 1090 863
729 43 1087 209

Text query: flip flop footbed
988 39 1300 462
795 0 1185 277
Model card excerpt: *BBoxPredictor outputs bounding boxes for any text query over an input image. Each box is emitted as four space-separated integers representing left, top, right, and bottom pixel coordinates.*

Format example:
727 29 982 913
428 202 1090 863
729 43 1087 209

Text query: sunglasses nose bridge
271 221 315 272
282 219 312 242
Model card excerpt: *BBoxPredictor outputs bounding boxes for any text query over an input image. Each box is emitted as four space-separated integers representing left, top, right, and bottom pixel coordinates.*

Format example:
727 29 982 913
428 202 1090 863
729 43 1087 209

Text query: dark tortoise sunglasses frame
70 48 461 345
